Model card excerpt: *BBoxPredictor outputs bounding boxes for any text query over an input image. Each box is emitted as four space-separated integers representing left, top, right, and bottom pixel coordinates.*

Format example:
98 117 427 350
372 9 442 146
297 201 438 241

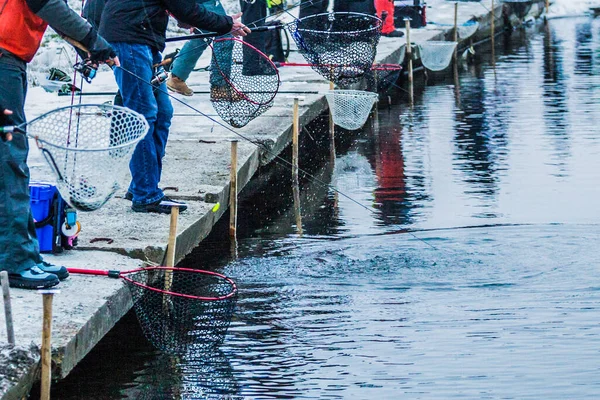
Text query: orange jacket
0 0 48 62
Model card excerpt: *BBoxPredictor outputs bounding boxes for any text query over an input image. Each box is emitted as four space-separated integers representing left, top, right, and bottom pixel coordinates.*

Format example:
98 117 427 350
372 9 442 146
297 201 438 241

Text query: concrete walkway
0 1 546 398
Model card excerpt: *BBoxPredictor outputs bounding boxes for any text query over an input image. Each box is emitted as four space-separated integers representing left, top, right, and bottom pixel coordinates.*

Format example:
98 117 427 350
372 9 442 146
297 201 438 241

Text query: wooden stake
292 98 303 236
454 2 459 43
163 205 179 297
40 290 58 400
292 98 300 184
405 19 414 105
229 140 238 239
328 81 336 161
491 0 496 67
0 271 14 346
546 0 550 15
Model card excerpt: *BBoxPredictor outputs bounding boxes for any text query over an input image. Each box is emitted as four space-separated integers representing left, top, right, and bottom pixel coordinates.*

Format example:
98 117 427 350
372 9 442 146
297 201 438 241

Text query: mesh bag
124 267 237 354
457 21 480 41
27 104 147 211
288 12 383 86
210 38 280 128
417 41 458 72
325 90 378 130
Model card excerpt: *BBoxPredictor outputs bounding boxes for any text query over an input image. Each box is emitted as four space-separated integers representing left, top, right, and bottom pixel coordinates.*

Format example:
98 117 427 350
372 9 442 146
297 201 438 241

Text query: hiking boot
36 261 69 280
166 75 193 96
131 196 188 214
124 191 133 201
210 86 243 102
8 266 60 289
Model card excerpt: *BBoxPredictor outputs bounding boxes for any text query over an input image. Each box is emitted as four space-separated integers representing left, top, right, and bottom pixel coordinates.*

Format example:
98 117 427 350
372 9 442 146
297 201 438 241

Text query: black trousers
0 50 42 274
240 0 269 73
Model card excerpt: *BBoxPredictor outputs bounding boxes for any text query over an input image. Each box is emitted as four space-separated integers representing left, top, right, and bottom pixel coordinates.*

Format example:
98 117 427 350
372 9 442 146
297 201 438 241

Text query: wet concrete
0 1 547 398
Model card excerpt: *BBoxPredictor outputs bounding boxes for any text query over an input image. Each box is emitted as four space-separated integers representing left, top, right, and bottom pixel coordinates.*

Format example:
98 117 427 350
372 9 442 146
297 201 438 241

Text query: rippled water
51 19 600 399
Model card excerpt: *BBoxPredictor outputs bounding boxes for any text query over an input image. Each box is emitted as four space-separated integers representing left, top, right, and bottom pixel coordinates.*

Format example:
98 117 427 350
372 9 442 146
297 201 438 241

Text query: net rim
294 12 383 35
211 37 281 106
121 266 238 301
326 89 379 99
28 104 148 152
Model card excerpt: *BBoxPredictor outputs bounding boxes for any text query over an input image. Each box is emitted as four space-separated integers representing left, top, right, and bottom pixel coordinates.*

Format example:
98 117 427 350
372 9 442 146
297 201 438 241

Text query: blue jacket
98 0 232 51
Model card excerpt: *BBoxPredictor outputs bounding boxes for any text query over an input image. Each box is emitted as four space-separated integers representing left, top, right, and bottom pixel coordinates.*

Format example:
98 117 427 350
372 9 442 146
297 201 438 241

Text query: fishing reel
151 66 169 87
73 61 98 83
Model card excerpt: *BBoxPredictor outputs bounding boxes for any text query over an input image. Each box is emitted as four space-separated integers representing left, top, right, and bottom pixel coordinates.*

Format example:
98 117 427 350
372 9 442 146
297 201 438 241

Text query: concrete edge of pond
0 1 547 398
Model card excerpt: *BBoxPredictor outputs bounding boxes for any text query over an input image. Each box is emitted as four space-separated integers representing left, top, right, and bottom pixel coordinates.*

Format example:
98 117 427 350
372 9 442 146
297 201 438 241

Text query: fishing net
364 64 403 93
210 38 280 128
457 21 480 40
26 104 147 211
417 41 458 72
325 90 378 130
123 267 237 354
288 12 383 85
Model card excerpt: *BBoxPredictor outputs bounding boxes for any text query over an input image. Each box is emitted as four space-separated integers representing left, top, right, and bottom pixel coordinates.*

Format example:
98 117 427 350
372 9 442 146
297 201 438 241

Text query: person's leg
0 54 59 288
240 0 270 75
111 42 164 207
152 49 174 183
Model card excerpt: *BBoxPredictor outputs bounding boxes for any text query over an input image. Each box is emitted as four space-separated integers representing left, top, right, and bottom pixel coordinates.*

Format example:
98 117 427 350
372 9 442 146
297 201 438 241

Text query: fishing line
111 63 441 252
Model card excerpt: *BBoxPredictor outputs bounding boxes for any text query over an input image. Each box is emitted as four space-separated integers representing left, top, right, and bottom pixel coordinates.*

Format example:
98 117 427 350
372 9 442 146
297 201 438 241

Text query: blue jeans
171 0 230 86
111 42 173 206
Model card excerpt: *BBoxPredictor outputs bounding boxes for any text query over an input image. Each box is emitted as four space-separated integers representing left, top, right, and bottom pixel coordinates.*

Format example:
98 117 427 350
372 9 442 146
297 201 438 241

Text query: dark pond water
49 18 600 399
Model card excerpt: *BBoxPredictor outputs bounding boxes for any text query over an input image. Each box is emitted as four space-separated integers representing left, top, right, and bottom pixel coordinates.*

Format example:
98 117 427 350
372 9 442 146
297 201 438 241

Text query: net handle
67 266 238 301
210 37 280 106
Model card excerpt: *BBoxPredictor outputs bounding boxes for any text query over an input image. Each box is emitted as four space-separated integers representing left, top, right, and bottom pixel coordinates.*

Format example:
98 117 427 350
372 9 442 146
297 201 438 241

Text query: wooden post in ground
229 140 238 240
0 272 14 346
454 2 459 43
40 290 58 400
405 19 414 106
292 98 303 236
546 0 550 15
328 81 336 161
491 0 496 67
164 205 179 297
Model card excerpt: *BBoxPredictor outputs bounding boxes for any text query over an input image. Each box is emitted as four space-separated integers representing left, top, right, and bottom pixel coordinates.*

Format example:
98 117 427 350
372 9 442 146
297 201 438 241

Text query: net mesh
417 41 458 72
124 267 237 354
210 38 280 128
289 12 383 86
457 21 479 40
27 104 147 211
325 90 378 130
364 64 403 93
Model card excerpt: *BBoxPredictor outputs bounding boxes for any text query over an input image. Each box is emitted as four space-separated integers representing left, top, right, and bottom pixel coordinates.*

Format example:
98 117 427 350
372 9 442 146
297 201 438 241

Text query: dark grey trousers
0 51 41 274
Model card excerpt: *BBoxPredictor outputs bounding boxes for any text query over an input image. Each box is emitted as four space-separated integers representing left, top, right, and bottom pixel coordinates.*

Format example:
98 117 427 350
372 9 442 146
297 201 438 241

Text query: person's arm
164 0 233 34
25 0 116 64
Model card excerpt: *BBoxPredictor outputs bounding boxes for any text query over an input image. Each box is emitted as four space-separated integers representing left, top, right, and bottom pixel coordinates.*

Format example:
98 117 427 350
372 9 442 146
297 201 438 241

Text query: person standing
98 0 249 214
0 0 117 289
166 0 231 97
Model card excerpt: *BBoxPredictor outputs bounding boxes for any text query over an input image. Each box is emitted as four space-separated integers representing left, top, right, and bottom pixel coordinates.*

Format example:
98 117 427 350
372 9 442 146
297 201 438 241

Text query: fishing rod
57 90 321 96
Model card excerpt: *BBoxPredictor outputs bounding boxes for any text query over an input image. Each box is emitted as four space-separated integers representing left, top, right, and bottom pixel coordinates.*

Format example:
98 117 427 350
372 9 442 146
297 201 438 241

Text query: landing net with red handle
68 267 237 353
210 38 280 128
288 12 383 86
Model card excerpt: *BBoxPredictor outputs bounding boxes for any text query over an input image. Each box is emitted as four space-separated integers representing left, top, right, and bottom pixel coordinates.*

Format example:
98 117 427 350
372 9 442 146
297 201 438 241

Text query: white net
325 90 378 130
417 41 458 72
27 104 148 211
457 21 480 40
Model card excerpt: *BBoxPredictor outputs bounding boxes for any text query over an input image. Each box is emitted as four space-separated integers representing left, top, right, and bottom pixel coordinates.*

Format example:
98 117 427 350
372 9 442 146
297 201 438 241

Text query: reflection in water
51 18 600 400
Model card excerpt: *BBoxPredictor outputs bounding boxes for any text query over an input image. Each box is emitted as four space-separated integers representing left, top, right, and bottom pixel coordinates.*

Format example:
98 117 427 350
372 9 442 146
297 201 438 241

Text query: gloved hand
80 28 117 65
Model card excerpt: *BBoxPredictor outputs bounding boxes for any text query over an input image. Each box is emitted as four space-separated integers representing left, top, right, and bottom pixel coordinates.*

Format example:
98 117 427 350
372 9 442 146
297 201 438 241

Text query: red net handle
67 266 238 301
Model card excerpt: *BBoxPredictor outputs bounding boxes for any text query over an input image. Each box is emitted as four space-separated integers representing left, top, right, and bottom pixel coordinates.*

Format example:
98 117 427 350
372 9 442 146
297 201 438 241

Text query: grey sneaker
36 261 69 280
8 266 59 289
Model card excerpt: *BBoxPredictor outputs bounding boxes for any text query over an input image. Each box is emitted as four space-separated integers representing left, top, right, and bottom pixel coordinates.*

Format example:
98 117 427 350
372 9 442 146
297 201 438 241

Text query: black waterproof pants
299 0 376 19
240 0 269 74
0 51 41 274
